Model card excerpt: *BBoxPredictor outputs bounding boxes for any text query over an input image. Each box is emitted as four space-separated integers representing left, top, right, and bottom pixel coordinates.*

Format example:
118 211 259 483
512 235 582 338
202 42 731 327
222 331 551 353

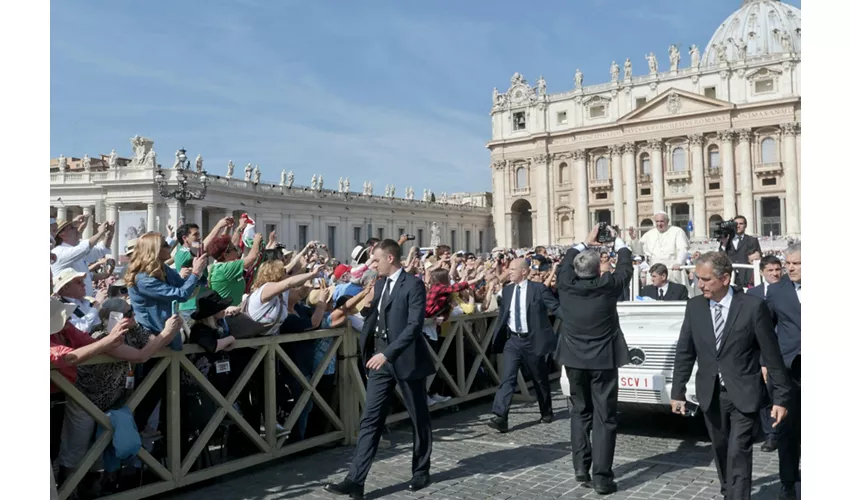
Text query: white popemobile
559 264 762 413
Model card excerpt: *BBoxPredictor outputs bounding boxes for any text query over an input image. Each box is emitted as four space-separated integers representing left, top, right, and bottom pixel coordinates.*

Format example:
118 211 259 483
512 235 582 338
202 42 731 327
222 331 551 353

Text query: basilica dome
701 0 800 67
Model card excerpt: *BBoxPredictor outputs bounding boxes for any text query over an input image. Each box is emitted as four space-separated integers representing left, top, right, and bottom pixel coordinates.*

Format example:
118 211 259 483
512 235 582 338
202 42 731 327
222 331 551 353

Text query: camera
714 219 737 239
597 222 619 244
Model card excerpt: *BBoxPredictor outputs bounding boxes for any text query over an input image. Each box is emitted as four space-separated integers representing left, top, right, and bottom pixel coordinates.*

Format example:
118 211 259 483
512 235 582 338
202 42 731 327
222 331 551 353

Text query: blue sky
51 0 800 194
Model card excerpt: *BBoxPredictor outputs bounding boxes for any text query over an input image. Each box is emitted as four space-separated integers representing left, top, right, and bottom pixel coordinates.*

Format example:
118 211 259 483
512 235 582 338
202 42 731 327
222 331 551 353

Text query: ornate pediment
618 88 733 123
504 73 538 108
745 67 782 81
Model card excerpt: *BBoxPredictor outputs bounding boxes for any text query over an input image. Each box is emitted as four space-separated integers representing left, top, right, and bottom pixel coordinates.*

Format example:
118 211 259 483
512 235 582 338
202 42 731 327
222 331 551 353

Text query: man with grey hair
554 224 633 495
671 251 791 500
764 242 800 500
627 211 689 285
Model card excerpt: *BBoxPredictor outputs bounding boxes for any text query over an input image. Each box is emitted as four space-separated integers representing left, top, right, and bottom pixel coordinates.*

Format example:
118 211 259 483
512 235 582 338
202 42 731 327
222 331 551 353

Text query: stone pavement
167 395 792 499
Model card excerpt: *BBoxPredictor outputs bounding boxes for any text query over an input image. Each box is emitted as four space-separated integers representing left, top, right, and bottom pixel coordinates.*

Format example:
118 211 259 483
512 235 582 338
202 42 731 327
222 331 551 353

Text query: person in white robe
626 212 690 286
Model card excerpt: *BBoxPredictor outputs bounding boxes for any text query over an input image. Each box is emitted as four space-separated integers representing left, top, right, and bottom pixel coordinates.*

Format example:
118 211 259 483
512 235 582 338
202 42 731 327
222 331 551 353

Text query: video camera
713 219 737 239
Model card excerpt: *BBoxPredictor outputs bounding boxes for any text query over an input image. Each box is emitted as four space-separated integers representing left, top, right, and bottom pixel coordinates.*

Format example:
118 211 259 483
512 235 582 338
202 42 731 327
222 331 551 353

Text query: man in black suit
554 224 633 495
765 243 801 500
488 258 562 433
719 215 761 288
639 263 690 300
671 251 791 500
744 254 784 453
325 239 435 499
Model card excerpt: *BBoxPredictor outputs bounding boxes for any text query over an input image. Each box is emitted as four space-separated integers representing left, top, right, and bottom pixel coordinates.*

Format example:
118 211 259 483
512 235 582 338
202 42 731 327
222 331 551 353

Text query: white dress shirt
60 296 101 333
51 241 111 297
508 280 529 333
709 287 734 329
377 267 404 312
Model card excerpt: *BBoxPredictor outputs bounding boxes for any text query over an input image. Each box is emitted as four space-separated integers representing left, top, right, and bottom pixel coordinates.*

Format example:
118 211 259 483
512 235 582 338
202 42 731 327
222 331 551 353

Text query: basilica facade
487 0 801 248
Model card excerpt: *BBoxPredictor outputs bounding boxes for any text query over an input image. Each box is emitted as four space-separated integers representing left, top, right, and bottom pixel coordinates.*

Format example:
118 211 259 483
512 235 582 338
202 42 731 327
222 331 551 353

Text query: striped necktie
713 304 725 385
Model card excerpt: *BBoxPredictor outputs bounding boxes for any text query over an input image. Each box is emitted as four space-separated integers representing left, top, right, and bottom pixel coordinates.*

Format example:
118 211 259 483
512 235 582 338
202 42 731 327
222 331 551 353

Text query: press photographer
717 215 761 288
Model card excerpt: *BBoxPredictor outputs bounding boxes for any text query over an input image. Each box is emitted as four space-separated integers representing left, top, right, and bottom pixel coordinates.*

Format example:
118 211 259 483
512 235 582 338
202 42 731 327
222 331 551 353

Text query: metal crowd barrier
50 312 560 500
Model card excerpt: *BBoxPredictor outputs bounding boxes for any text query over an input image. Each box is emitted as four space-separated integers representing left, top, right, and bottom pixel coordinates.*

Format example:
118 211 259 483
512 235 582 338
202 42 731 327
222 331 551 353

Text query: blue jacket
96 406 141 472
129 266 199 349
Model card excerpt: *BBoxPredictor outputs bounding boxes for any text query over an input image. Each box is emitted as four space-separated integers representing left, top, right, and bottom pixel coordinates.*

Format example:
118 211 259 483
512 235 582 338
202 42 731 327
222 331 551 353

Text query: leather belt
509 330 530 339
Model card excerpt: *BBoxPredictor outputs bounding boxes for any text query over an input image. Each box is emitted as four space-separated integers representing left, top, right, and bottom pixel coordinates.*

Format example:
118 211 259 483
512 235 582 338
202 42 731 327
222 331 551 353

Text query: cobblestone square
167 395 794 499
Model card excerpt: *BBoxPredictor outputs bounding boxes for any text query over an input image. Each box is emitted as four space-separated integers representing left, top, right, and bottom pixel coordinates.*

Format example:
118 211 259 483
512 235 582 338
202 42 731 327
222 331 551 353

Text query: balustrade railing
50 313 559 500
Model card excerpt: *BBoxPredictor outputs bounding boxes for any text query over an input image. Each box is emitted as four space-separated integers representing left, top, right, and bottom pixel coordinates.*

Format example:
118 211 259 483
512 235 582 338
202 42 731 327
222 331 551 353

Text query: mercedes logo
629 347 646 366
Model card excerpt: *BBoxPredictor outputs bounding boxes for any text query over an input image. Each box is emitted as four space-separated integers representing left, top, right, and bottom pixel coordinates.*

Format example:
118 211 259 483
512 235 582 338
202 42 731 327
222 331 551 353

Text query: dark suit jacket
491 281 561 357
360 270 436 381
765 276 801 376
639 282 690 301
554 245 634 370
747 283 768 299
721 234 761 287
671 289 792 413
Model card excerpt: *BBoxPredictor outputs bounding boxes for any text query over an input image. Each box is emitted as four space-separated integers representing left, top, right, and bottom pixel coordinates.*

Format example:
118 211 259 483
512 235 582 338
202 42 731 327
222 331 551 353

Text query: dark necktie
713 304 725 385
377 278 393 336
513 284 522 333
658 288 664 300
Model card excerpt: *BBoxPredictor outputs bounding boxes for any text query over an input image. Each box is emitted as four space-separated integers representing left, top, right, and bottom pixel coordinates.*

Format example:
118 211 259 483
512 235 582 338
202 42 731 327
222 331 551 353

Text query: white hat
633 256 643 262
351 245 369 265
125 238 138 255
53 268 86 295
50 297 77 335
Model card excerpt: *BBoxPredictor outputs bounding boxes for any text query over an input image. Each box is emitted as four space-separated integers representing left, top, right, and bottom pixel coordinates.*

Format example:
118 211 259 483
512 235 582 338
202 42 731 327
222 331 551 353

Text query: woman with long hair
125 232 207 442
244 259 320 334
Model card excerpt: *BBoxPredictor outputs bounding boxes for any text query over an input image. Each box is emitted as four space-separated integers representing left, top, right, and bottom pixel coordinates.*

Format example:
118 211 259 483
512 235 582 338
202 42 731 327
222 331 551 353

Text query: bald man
628 212 690 285
488 258 562 433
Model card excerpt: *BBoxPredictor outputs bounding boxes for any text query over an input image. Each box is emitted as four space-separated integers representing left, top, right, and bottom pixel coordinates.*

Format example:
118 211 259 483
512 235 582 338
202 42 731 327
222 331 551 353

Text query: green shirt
209 259 247 305
173 246 207 311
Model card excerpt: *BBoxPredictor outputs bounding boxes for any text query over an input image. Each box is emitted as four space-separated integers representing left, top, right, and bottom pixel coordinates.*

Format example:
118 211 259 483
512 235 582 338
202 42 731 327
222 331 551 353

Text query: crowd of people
49 210 800 500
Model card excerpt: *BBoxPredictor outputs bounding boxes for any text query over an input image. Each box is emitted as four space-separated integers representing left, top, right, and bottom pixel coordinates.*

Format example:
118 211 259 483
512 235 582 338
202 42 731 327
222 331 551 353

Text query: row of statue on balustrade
495 34 797 105
54 149 458 203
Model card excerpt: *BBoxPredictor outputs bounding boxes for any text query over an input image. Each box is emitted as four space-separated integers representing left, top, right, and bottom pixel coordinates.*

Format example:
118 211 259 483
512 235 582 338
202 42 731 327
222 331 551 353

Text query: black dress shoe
324 479 364 499
540 413 554 424
408 473 431 491
487 415 508 433
575 472 591 487
761 435 778 452
777 483 797 500
592 479 618 495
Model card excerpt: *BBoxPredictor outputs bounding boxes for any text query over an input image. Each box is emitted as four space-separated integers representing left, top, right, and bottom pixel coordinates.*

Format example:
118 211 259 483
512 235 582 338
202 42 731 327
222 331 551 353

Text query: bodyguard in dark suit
554 224 633 495
719 216 761 288
639 263 690 300
488 258 562 432
671 251 792 500
765 244 801 500
325 239 435 499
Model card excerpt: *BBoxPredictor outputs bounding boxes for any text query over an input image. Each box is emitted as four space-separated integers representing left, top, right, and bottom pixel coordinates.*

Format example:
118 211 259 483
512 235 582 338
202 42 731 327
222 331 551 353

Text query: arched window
672 147 686 171
761 137 777 163
595 157 609 180
708 145 720 168
640 153 650 175
559 162 569 184
515 167 528 189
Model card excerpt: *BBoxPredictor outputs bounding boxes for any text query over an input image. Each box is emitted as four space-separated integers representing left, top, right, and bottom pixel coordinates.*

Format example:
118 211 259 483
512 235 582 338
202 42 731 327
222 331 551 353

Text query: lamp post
154 149 209 226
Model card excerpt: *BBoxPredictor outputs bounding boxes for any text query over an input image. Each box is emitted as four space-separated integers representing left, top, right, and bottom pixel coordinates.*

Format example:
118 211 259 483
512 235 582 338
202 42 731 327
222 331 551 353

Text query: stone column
610 145 624 228
755 196 763 236
781 122 800 235
106 204 119 254
648 139 664 214
736 129 754 230
720 130 737 219
573 150 589 237
688 134 707 239
147 203 158 233
622 144 638 229
492 161 507 247
533 154 551 244
82 206 94 239
192 204 204 231
55 207 68 223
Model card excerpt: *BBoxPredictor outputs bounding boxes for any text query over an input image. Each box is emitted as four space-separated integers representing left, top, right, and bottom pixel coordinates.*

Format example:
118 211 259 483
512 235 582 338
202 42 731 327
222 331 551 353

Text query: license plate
619 375 656 390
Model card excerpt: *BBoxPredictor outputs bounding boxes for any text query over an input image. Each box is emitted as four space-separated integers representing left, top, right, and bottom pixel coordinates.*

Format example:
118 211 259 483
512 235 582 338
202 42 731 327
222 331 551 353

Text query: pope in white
627 212 690 285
